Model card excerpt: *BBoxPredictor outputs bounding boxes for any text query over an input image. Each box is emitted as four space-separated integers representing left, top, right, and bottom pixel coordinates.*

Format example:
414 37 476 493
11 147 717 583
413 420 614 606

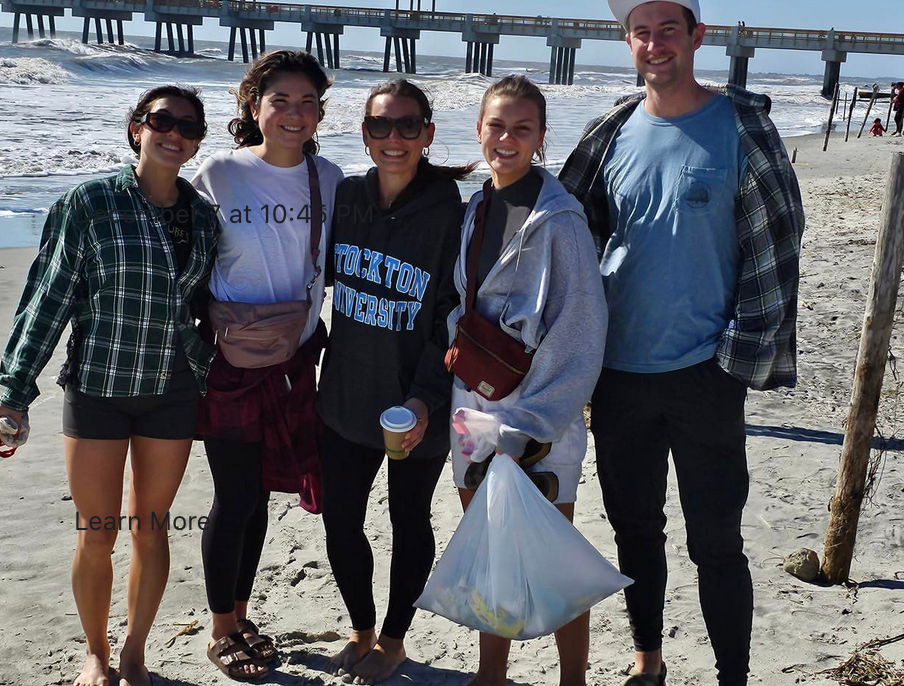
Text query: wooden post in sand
857 84 880 139
845 87 858 142
824 83 840 152
822 153 904 584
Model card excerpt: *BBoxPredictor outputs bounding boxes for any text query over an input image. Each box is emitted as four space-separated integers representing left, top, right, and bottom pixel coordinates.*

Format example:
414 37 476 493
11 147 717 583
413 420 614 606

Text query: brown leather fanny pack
208 154 323 370
445 179 533 402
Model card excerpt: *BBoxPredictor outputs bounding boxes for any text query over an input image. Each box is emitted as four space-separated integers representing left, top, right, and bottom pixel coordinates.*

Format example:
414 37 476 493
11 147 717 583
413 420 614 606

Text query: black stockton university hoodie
316 161 464 458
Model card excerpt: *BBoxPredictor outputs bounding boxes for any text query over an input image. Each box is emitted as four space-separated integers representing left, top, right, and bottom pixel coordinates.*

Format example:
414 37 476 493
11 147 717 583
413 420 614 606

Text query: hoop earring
423 147 430 157
365 145 371 156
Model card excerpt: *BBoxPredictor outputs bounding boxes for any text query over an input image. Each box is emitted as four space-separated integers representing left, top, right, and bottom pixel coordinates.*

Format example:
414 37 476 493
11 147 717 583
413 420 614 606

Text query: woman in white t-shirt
191 50 343 681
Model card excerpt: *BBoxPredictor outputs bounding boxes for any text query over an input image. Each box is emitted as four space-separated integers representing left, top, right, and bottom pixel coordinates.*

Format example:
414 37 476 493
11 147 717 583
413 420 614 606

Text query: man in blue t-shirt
560 1 804 686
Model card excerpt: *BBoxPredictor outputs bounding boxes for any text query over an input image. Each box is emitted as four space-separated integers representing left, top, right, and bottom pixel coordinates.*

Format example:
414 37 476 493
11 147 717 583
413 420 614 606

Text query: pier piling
546 36 580 85
11 12 19 43
821 47 847 100
727 44 754 89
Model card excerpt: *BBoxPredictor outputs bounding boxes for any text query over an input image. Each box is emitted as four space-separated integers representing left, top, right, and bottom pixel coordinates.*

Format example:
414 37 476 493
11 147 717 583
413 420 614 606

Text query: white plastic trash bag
416 454 632 640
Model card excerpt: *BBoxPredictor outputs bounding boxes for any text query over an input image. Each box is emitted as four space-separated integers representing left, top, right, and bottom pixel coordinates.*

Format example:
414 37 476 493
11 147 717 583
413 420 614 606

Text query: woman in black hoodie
317 79 473 684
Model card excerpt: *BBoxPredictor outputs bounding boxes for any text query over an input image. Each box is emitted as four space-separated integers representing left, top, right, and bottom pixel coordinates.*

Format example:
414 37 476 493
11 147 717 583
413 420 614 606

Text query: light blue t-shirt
602 94 746 373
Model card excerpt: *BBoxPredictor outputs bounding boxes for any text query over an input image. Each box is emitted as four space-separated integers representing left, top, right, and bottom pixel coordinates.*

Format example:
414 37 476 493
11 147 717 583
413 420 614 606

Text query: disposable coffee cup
380 406 418 460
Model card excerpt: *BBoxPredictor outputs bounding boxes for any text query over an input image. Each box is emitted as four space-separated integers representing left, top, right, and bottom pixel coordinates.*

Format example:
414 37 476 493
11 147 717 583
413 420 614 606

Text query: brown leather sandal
237 618 278 663
621 662 667 686
207 633 269 682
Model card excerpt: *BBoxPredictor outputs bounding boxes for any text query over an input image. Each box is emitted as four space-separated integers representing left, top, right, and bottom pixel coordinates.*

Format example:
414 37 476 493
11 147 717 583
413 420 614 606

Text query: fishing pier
3 0 904 94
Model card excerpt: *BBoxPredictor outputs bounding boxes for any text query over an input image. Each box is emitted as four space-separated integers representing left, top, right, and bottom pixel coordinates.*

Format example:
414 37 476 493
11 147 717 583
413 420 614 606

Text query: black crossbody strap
305 154 323 295
464 179 494 314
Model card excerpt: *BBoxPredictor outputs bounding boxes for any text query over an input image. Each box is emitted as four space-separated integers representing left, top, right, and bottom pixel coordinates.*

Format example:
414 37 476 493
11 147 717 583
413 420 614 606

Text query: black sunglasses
139 111 206 140
363 115 428 140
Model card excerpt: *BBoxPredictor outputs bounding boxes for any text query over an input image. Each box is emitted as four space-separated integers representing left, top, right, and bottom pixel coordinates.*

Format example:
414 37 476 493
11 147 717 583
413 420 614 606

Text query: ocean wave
0 57 68 84
15 38 184 76
0 207 50 217
0 151 133 179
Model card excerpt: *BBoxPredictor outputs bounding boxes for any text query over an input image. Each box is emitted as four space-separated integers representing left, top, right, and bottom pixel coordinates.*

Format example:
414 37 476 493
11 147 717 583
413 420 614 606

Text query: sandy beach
1 131 903 686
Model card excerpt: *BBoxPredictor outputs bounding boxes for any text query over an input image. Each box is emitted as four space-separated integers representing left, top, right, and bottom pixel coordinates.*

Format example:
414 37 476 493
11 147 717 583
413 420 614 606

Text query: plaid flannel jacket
559 85 805 391
0 165 218 411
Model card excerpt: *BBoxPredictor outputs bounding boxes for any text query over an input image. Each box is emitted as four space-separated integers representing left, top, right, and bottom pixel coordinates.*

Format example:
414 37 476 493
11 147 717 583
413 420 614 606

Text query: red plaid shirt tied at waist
196 320 327 514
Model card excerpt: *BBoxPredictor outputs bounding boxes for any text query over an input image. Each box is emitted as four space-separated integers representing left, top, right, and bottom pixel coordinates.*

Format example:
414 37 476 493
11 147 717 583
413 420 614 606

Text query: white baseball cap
608 0 701 29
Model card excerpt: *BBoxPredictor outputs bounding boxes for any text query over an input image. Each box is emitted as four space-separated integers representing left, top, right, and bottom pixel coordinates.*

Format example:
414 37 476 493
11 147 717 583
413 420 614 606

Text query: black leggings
320 425 446 640
201 438 270 615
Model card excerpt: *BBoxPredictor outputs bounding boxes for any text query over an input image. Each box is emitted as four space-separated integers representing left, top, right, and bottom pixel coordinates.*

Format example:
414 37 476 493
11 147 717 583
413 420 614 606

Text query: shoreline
1 134 904 685
0 131 876 250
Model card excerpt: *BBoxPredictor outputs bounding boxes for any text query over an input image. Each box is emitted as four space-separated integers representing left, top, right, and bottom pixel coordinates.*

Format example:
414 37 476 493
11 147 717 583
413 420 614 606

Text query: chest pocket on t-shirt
674 166 727 215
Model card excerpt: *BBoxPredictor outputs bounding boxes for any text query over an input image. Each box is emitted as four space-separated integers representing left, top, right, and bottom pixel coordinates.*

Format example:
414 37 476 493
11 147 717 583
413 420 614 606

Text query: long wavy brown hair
228 50 331 155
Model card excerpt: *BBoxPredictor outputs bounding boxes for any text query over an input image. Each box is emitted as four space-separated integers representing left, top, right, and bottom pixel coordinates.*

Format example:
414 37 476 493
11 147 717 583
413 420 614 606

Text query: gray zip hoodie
447 167 608 457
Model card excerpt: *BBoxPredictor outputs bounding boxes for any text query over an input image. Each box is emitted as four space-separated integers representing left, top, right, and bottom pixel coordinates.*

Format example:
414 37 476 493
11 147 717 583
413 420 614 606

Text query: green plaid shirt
559 85 805 391
0 165 218 411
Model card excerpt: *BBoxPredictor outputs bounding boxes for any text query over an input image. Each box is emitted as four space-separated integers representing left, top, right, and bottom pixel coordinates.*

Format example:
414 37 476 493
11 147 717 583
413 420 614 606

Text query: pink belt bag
207 154 323 370
208 300 311 369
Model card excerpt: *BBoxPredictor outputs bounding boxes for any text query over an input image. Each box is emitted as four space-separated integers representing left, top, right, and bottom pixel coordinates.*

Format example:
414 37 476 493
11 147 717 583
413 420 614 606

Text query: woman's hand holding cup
401 398 428 452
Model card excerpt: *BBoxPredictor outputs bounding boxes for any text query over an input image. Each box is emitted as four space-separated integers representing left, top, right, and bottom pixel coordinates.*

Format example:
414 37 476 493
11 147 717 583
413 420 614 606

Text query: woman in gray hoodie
448 75 608 686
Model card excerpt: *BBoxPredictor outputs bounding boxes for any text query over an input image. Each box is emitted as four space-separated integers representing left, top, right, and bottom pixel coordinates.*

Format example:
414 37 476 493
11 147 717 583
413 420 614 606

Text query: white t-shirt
191 147 344 345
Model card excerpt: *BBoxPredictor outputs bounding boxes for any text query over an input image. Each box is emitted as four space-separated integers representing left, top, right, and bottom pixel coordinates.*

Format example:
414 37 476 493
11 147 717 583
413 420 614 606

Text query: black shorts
63 351 200 441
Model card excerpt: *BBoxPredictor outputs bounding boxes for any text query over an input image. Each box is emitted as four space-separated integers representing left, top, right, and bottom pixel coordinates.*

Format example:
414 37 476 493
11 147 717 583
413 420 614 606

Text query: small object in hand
380 406 417 460
0 414 29 458
783 548 821 582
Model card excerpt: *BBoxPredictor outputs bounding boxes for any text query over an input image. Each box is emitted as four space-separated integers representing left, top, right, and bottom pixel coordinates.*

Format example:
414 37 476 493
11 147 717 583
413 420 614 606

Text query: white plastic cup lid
380 406 417 433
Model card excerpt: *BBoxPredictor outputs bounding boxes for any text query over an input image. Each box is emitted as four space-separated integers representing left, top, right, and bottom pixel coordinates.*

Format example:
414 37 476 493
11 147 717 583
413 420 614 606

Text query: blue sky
3 0 903 78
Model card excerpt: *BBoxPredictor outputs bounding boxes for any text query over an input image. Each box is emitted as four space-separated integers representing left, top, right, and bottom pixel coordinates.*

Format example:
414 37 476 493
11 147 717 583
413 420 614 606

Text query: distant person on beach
892 82 904 136
870 117 886 136
316 78 471 685
191 50 344 681
560 1 805 685
0 85 217 686
449 75 607 686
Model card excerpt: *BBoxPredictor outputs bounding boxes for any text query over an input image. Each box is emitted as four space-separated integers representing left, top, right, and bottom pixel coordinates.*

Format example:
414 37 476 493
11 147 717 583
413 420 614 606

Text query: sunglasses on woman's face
139 111 206 140
363 115 428 140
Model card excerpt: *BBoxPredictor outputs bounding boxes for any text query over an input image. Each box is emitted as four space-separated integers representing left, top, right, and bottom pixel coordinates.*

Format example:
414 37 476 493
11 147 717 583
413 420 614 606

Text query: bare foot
329 630 377 676
118 662 151 686
348 635 407 685
73 653 109 686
